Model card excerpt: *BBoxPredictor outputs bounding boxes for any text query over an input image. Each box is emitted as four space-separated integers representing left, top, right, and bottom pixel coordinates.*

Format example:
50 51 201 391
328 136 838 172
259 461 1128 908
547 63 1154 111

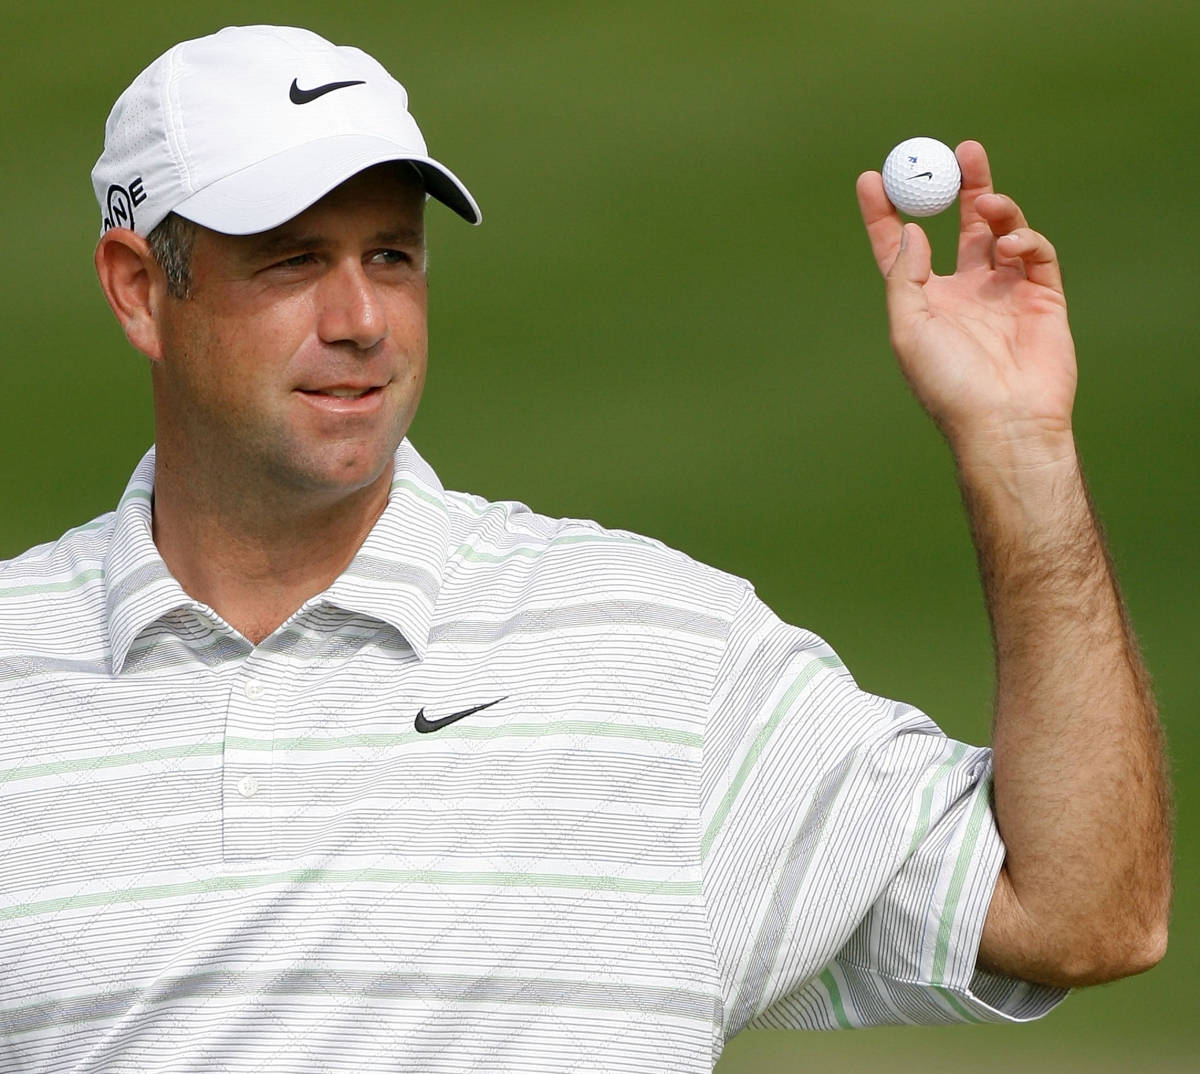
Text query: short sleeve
700 588 1067 1038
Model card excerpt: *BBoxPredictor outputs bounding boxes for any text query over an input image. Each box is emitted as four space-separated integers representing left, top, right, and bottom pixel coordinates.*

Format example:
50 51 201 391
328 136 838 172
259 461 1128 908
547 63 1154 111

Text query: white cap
91 25 481 238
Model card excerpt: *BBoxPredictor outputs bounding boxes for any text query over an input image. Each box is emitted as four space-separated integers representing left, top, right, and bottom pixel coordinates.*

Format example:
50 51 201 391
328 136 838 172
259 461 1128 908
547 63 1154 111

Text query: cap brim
172 133 481 233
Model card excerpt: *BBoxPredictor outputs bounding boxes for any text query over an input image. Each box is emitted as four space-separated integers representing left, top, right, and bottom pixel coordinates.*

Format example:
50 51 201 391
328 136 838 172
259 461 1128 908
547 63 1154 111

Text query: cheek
394 351 427 422
395 285 428 343
185 291 310 366
388 290 429 367
160 307 293 417
406 360 427 400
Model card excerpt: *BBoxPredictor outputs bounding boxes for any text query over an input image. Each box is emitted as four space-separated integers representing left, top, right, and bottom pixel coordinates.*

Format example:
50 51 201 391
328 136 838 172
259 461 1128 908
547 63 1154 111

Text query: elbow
1042 920 1169 988
982 862 1173 988
1105 920 1169 981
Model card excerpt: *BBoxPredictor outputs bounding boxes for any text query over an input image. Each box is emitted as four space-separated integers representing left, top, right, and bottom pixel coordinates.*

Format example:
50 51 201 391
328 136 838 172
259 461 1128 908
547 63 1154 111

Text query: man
0 24 1170 1072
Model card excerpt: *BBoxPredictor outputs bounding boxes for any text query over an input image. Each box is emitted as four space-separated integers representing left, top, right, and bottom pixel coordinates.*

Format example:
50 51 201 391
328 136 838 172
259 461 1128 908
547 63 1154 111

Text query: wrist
952 423 1087 540
951 419 1078 488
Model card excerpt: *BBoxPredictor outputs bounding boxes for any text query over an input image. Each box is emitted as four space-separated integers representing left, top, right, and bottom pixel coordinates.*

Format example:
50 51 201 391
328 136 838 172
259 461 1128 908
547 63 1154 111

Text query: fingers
863 142 1063 295
974 192 1029 233
956 140 1000 270
974 191 1031 271
884 222 932 339
995 227 1064 293
957 141 1048 278
856 169 903 277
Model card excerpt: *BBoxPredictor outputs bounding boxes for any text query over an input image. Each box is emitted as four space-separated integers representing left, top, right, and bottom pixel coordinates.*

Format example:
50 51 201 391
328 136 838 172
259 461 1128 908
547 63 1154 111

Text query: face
151 163 428 510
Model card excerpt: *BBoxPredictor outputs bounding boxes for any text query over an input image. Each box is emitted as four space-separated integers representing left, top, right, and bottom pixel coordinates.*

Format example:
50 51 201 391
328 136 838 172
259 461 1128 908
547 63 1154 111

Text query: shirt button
237 776 260 798
243 680 265 700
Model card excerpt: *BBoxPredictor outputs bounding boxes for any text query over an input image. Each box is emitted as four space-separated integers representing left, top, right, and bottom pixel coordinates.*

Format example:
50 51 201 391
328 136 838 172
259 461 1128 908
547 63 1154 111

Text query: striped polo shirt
0 441 1063 1072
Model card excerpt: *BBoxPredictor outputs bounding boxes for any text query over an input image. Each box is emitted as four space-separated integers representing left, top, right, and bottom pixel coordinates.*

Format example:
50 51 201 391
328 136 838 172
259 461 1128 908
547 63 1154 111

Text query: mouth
295 383 387 414
298 385 383 399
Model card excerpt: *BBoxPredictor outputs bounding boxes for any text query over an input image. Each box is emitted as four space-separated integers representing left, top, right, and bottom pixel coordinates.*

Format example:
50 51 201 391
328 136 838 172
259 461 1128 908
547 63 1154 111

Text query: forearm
959 430 1172 986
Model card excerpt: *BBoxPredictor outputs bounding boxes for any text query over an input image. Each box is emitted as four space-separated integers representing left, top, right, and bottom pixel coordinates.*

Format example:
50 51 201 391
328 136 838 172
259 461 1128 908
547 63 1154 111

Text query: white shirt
0 441 1063 1072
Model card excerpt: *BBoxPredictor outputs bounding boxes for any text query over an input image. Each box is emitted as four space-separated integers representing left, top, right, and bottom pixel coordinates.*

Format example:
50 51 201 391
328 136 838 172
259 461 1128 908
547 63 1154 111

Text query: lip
294 383 387 416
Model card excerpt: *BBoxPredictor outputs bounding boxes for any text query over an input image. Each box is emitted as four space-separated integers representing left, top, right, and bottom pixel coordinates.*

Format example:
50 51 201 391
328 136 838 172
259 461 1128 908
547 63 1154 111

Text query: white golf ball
881 137 961 217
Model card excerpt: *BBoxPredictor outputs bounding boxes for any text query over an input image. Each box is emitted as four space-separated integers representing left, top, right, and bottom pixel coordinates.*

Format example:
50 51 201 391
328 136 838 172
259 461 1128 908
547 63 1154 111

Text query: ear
94 228 167 362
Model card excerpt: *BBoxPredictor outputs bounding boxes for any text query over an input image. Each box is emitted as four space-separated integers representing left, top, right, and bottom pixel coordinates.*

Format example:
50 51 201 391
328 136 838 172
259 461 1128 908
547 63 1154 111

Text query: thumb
885 222 932 328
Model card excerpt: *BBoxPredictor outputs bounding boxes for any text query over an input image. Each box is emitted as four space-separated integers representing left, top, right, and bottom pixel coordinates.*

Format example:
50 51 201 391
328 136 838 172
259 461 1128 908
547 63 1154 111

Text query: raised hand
857 141 1077 462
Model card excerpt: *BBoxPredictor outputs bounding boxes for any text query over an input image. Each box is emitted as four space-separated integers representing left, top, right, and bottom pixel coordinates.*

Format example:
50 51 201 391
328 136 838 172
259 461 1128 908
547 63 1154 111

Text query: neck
151 451 394 645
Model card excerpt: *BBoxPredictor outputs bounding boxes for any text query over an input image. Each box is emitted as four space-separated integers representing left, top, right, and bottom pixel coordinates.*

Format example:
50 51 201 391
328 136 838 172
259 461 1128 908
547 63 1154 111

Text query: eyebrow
241 226 425 262
372 226 424 247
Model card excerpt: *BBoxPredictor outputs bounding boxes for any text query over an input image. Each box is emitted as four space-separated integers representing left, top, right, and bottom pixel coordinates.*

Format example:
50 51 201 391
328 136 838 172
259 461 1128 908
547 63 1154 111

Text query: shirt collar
320 439 451 660
104 447 201 675
104 440 451 674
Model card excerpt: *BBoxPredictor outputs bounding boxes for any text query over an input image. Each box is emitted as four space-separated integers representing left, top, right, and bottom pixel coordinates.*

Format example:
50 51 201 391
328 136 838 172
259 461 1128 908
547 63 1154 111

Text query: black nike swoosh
414 697 507 734
908 171 935 180
289 78 366 105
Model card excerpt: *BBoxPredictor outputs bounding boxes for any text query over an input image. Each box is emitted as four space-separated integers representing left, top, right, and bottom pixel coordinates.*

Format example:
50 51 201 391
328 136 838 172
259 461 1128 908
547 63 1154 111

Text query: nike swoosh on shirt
289 78 366 105
414 697 507 734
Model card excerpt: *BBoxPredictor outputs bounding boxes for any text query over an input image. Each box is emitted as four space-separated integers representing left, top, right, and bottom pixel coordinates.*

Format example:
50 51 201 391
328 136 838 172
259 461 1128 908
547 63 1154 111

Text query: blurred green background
2 1 1195 1069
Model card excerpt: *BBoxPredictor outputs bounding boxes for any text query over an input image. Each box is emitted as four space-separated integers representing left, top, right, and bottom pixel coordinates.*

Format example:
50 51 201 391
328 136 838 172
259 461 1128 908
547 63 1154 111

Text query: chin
265 443 395 501
317 444 399 493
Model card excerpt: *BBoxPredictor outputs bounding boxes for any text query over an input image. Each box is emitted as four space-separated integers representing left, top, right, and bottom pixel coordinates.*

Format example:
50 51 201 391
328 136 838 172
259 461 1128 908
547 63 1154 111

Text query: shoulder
439 488 752 625
0 513 115 646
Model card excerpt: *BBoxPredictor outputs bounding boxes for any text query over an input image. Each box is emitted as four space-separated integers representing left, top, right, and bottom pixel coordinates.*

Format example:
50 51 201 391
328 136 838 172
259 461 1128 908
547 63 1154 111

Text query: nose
316 260 388 350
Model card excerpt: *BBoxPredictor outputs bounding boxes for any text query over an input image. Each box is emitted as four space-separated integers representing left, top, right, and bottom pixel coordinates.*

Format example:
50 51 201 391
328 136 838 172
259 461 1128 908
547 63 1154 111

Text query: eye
369 248 412 266
276 253 315 269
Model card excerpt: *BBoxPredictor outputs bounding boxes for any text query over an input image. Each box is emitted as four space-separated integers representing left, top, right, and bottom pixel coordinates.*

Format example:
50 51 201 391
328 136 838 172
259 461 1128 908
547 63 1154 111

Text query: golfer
0 24 1170 1073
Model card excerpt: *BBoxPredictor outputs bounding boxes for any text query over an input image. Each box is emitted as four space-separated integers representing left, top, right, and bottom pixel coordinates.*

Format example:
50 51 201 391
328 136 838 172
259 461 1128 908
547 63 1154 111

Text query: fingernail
899 225 909 252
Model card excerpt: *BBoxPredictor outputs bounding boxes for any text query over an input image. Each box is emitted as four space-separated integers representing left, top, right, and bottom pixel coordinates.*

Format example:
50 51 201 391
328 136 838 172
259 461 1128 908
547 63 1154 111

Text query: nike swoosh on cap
414 697 507 734
289 78 366 105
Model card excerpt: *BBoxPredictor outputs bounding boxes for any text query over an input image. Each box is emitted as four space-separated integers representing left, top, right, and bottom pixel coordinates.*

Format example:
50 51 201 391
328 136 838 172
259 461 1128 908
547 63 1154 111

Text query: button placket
223 662 277 861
